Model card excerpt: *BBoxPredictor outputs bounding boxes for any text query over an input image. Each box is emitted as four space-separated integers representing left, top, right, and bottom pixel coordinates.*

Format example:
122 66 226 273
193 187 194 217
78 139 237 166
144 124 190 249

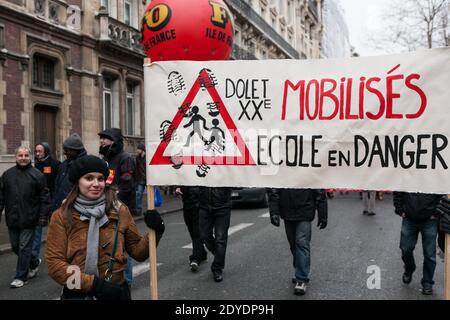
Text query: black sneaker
421 286 433 295
402 272 412 284
368 212 376 216
363 210 369 215
294 281 307 295
213 270 223 282
190 261 199 272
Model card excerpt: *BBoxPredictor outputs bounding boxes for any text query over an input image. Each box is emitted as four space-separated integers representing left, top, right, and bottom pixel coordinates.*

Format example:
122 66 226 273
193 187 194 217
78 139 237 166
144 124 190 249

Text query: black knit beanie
63 133 85 150
68 155 110 183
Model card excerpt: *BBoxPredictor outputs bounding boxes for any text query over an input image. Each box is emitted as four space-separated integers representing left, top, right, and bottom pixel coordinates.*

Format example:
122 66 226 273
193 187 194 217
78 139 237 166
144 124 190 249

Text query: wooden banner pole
144 57 158 300
147 185 158 300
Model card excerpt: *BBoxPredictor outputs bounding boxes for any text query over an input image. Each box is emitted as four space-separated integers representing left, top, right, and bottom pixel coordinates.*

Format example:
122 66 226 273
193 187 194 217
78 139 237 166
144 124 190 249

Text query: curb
0 206 182 256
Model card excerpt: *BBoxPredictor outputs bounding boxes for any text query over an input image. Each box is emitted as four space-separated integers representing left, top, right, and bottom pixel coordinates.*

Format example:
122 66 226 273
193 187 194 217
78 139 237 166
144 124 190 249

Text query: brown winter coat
46 201 158 292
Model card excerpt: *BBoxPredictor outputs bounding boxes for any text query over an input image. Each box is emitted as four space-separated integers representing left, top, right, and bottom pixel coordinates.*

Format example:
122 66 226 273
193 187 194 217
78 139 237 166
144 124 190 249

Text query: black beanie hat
63 133 85 150
68 155 110 183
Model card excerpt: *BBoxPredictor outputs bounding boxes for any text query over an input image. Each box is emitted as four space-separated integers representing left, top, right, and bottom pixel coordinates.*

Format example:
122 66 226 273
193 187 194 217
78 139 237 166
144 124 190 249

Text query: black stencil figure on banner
205 119 225 153
196 163 210 178
198 69 218 91
183 106 210 147
160 120 177 143
207 102 221 117
167 71 186 96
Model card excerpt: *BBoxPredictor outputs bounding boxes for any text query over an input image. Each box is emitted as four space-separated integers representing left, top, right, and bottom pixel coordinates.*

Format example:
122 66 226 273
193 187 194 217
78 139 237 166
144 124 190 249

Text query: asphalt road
0 193 444 300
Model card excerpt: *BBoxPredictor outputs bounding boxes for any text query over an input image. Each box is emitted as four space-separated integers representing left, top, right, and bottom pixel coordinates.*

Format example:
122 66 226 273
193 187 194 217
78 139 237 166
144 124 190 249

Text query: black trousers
183 206 207 262
199 207 231 272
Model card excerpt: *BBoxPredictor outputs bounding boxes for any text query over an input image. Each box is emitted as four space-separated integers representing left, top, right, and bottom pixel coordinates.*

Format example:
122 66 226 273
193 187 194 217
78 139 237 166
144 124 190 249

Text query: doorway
34 105 57 159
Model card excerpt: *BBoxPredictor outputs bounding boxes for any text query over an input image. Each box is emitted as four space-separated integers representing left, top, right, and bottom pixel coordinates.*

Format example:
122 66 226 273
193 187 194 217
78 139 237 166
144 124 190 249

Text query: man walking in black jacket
98 128 136 213
393 192 443 295
51 133 87 211
268 188 328 295
0 146 50 288
30 142 60 278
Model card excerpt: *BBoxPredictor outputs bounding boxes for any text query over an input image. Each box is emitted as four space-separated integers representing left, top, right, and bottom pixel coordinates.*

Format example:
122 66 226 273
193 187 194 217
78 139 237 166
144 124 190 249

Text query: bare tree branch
367 0 448 52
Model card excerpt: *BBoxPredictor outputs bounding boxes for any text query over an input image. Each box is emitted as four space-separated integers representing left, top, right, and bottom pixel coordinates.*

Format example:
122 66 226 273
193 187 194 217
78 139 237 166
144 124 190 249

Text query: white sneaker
294 281 307 295
190 261 199 272
10 279 26 288
28 258 42 279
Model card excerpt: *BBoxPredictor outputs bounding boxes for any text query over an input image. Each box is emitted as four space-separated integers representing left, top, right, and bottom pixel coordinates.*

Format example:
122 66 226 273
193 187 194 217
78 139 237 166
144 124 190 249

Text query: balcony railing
225 0 299 59
98 11 144 55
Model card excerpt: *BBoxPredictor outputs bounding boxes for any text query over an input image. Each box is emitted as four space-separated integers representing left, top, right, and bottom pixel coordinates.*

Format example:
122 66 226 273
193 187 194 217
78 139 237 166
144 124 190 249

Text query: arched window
32 54 55 90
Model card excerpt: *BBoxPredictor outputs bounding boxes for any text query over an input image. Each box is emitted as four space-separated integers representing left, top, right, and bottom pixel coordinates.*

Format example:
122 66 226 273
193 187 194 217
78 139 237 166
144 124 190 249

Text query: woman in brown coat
46 155 164 300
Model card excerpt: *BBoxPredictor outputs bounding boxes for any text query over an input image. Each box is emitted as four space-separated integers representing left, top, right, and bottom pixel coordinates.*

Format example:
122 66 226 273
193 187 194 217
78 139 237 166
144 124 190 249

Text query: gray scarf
74 194 108 276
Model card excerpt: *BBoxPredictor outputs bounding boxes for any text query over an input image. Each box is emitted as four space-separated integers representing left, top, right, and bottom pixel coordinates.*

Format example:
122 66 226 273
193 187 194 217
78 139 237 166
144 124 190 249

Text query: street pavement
0 193 444 300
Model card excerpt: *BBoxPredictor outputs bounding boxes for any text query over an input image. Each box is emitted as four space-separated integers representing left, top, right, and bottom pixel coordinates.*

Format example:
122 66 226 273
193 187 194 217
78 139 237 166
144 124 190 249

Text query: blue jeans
124 257 133 286
135 183 146 213
31 225 42 263
8 227 37 281
284 220 311 283
400 218 437 288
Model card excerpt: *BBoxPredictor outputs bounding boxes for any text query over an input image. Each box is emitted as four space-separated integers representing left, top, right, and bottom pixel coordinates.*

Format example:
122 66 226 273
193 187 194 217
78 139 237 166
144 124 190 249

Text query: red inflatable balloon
141 0 234 62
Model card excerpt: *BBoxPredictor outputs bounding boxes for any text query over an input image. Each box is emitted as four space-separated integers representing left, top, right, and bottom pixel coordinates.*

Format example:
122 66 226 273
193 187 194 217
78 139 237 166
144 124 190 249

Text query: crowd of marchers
0 129 449 299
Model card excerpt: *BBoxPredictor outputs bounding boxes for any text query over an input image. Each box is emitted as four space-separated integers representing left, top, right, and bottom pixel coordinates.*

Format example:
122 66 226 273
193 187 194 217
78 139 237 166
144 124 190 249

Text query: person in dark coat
51 133 87 212
393 191 443 295
0 146 50 288
30 142 61 278
98 128 136 213
98 128 136 286
198 187 232 282
134 143 146 216
34 142 60 198
437 196 450 257
268 188 328 295
176 186 207 272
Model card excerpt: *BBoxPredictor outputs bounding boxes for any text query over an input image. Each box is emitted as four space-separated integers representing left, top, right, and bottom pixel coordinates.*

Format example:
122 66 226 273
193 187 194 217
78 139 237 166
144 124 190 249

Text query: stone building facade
228 0 323 60
0 0 148 173
0 0 323 173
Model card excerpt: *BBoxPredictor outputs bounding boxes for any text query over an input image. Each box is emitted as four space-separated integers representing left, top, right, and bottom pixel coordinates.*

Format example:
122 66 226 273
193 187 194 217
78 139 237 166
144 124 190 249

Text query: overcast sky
339 0 391 56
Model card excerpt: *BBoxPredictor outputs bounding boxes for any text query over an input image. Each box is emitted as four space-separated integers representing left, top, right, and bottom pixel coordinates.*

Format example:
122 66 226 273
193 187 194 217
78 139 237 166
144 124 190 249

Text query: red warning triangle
150 69 256 166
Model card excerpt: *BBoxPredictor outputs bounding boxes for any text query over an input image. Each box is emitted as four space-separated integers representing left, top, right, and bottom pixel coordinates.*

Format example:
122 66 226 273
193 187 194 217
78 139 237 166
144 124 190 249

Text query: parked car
231 188 268 208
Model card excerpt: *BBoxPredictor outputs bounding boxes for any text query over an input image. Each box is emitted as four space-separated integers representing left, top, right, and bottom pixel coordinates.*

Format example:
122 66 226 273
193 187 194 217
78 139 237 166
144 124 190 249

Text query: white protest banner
144 48 450 193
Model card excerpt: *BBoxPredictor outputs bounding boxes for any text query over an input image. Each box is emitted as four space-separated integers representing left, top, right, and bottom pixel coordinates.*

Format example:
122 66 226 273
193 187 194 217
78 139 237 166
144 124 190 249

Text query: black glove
144 209 165 235
270 214 280 227
90 276 124 300
317 218 327 229
438 197 450 234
